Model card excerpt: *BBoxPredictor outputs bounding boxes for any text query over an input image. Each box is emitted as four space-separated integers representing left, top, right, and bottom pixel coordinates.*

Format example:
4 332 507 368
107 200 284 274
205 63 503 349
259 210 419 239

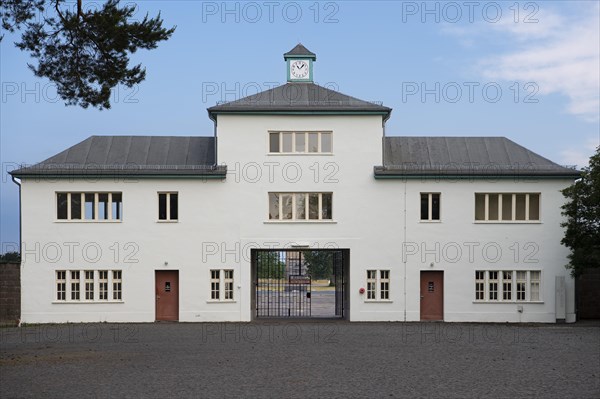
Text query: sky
1 0 599 251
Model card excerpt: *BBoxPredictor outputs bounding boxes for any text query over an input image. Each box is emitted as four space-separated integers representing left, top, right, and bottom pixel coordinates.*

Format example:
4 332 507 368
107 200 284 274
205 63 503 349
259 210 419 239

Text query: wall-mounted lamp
164 261 169 266
430 262 434 268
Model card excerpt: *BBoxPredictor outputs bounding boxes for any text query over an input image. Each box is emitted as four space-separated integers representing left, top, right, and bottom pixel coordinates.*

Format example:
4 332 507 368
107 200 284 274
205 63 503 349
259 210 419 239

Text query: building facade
11 45 580 323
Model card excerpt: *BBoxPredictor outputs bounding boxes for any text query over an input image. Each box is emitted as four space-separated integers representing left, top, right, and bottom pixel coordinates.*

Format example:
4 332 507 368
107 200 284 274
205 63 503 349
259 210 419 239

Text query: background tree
257 252 286 279
1 0 175 109
303 251 332 280
0 252 21 263
561 146 600 277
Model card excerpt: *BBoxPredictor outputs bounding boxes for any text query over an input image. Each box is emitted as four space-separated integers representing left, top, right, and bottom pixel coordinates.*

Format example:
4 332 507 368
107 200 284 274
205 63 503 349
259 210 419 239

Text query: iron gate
253 249 346 318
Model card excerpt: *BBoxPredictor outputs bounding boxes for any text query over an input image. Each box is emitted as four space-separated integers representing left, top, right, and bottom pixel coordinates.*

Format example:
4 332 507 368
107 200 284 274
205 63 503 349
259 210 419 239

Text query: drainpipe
403 179 407 322
11 175 22 253
11 175 22 327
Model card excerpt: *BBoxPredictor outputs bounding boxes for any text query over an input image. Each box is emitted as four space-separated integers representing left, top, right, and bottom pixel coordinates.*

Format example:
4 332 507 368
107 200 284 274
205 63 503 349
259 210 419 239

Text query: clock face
290 60 309 79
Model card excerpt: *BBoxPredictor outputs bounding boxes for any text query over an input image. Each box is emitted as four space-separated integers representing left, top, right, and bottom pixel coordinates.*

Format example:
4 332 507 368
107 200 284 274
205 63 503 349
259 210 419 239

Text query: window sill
364 300 393 303
55 220 122 223
206 300 237 303
157 220 178 223
52 300 124 304
473 221 541 224
264 220 337 224
267 153 334 156
419 220 441 223
472 300 544 304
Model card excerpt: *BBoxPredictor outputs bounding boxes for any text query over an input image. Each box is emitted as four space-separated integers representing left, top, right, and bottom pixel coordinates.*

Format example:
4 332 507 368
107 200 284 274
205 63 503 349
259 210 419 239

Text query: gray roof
10 136 226 177
284 44 316 59
208 82 391 116
375 137 581 178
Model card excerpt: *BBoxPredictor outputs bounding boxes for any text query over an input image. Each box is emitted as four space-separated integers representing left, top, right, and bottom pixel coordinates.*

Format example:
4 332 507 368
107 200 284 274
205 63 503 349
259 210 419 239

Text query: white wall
18 114 576 323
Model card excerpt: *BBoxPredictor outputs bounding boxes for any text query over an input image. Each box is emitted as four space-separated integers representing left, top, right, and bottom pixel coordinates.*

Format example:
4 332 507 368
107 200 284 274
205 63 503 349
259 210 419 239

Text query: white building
10 44 581 324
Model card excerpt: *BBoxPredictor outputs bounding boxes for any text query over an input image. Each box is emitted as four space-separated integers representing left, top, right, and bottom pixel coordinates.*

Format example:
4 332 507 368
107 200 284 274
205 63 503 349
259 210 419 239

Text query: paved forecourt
1 322 599 398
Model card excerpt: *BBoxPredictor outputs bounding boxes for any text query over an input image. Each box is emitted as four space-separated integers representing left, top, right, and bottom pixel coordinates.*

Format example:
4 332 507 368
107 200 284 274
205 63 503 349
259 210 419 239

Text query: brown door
420 271 444 321
155 270 179 321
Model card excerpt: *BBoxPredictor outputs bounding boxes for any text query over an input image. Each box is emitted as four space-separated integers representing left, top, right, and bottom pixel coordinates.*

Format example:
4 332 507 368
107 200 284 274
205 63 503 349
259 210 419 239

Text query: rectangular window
98 193 109 220
57 192 122 221
502 271 512 301
57 193 68 219
56 271 66 301
71 193 82 220
516 271 527 301
158 192 178 221
99 270 108 300
268 131 333 154
475 270 541 302
111 193 122 220
366 270 376 300
488 271 498 300
210 269 235 301
420 193 440 221
71 271 80 300
224 270 234 300
366 269 391 301
112 271 122 300
85 270 94 300
268 193 333 221
211 270 220 300
269 132 279 153
475 271 485 300
475 193 540 222
85 193 95 220
54 269 122 302
380 270 390 300
530 271 540 301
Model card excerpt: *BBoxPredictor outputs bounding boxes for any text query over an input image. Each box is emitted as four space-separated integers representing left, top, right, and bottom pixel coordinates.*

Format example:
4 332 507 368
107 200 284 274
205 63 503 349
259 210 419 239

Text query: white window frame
99 270 109 300
365 269 392 302
53 269 123 303
420 193 441 222
268 131 333 154
158 192 179 222
112 270 122 300
267 192 333 222
85 270 95 300
70 271 81 300
208 269 235 302
56 192 122 222
474 193 541 223
56 271 66 301
474 270 543 303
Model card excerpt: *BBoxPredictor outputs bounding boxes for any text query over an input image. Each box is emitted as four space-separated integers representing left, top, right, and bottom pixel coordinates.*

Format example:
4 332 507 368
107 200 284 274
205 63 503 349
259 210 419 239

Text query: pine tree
1 0 175 108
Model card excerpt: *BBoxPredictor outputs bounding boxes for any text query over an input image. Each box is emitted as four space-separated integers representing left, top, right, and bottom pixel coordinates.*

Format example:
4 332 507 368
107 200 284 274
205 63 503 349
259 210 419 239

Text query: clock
290 60 310 80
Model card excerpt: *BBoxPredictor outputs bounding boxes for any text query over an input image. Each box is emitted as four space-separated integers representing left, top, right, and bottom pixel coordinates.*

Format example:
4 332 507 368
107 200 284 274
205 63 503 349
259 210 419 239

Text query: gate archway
251 249 349 318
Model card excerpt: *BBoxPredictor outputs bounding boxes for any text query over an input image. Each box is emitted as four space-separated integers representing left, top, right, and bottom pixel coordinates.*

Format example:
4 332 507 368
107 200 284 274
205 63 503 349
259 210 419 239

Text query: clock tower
284 43 316 83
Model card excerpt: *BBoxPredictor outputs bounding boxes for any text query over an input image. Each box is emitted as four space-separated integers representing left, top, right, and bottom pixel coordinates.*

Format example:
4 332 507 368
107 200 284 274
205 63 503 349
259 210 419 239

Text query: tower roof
284 43 316 60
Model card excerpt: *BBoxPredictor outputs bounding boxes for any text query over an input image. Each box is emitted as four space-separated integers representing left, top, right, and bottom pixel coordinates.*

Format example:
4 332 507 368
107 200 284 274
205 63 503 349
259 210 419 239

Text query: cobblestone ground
1 321 599 398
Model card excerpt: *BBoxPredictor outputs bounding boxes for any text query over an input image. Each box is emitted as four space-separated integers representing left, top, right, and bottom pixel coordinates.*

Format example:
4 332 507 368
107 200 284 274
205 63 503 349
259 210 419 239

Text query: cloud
442 3 599 122
479 4 599 121
559 137 599 169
